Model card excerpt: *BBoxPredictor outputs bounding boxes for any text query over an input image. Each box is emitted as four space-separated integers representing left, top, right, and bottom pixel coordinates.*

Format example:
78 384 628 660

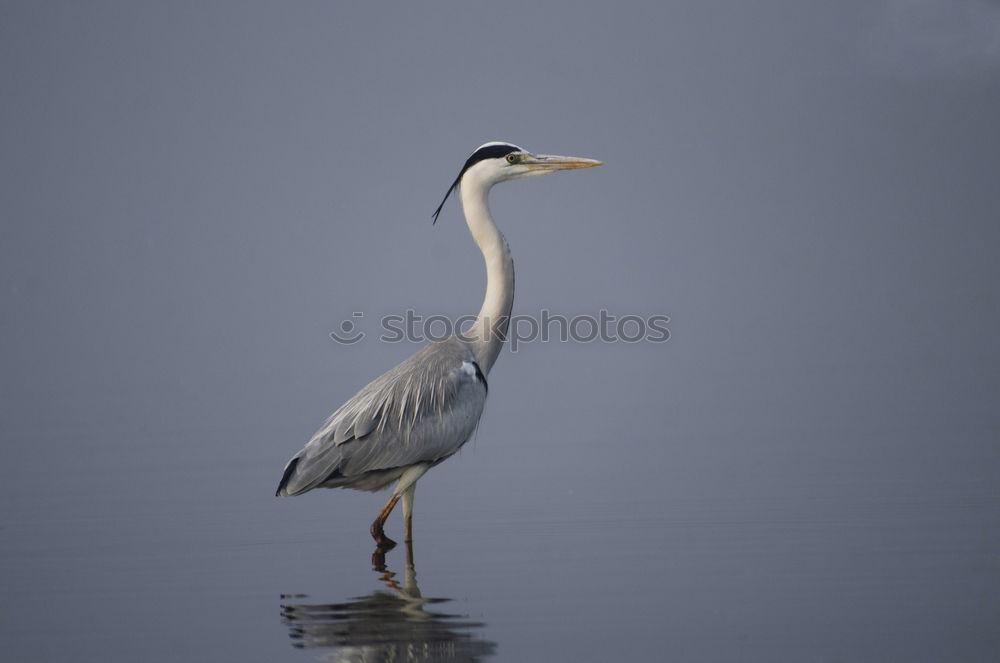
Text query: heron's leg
371 464 430 548
370 494 400 548
401 484 416 543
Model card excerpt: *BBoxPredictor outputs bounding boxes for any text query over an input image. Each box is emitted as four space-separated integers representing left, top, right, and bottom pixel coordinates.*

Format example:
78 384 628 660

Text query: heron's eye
505 153 519 164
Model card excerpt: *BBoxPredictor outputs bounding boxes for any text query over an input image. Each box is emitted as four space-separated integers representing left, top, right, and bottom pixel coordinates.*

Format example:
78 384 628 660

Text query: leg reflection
372 540 417 597
280 541 496 660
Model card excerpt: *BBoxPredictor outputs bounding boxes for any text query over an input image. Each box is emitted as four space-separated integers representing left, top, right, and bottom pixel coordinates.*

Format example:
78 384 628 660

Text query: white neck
460 171 514 374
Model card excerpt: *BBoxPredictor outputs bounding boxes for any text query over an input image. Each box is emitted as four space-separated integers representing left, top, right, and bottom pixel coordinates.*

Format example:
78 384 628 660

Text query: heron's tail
275 456 301 497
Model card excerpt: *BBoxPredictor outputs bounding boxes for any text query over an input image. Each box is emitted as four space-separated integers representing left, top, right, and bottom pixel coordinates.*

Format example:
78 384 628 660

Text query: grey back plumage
276 336 488 496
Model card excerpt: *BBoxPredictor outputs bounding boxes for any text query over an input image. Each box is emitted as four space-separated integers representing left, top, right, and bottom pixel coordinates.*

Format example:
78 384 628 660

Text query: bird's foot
370 522 397 550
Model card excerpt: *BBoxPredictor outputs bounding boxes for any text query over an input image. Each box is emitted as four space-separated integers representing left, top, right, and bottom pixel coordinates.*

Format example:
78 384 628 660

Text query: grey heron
276 141 601 547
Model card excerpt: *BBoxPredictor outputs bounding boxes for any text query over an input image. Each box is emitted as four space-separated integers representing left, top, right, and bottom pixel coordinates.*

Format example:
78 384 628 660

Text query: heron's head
432 141 602 223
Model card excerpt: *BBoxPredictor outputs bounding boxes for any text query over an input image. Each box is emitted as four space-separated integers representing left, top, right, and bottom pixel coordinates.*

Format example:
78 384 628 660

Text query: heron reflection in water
280 544 497 661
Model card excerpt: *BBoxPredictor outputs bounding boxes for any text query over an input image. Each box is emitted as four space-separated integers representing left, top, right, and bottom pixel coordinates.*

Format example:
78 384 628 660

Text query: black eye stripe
462 144 521 169
431 143 523 224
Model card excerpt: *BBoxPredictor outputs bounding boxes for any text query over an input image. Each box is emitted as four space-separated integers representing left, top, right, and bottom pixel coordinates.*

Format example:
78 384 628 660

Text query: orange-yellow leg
370 493 400 548
371 465 428 548
401 484 416 543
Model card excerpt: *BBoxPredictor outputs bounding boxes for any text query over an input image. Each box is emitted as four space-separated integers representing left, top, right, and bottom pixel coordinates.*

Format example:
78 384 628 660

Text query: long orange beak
522 154 604 172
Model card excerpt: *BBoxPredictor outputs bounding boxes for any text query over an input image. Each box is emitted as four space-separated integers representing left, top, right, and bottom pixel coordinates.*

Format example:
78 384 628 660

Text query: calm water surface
2 347 997 662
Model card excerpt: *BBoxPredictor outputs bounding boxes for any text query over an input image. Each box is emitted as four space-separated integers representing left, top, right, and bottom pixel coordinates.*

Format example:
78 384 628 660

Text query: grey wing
276 339 488 496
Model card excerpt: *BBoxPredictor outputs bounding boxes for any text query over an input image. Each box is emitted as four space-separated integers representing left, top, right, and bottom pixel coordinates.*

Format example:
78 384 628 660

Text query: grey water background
2 2 999 661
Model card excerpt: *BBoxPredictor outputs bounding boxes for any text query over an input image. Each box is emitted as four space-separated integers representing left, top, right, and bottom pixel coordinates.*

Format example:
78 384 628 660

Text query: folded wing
276 338 488 496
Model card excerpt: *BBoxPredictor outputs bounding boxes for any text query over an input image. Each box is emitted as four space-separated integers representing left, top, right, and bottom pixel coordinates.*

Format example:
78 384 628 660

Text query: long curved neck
460 174 514 375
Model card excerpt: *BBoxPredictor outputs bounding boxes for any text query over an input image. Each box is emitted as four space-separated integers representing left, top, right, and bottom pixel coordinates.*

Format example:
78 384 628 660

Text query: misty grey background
2 1 998 661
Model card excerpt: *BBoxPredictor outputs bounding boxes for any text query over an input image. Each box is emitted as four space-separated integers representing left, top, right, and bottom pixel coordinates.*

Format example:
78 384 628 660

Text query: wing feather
276 338 487 496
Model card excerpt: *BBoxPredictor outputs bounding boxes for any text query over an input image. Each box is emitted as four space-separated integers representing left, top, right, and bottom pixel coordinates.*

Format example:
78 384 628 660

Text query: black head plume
431 142 522 224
